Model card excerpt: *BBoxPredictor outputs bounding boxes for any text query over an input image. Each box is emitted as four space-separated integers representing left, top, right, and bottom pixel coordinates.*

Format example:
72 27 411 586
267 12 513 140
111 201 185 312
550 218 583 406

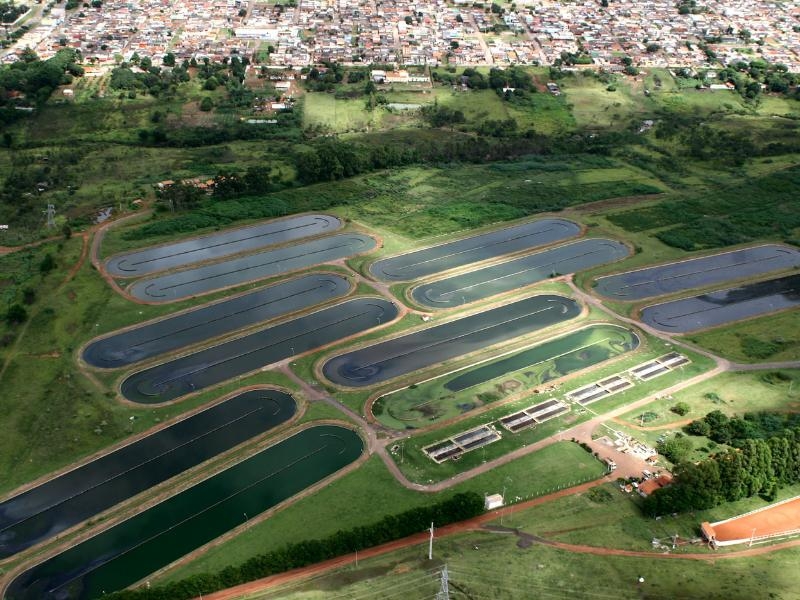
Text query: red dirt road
198 477 800 600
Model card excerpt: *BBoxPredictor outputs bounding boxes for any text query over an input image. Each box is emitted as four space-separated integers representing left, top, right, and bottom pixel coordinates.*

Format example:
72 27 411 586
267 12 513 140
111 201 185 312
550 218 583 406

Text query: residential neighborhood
5 0 800 72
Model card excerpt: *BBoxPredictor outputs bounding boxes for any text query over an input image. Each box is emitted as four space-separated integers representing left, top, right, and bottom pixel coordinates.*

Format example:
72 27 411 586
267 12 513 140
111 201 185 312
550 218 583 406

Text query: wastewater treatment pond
106 214 341 277
83 273 350 368
323 295 581 389
121 297 398 404
372 324 639 429
594 244 800 300
370 218 581 282
411 238 629 309
0 389 296 558
128 233 375 302
640 273 800 333
6 425 363 600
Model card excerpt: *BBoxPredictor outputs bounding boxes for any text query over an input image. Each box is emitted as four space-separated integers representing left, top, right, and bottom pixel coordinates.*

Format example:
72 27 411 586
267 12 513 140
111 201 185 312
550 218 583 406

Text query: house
638 473 673 497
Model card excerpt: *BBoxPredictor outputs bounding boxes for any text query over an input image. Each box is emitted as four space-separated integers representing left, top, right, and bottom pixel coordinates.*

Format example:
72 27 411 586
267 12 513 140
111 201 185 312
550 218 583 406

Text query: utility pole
428 521 434 560
435 564 450 600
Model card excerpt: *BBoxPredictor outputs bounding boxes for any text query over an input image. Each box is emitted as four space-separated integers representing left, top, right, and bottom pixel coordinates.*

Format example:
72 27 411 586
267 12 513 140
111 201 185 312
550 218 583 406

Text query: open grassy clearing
96 153 664 258
511 479 800 553
302 93 381 132
616 370 800 430
684 310 800 363
157 441 604 584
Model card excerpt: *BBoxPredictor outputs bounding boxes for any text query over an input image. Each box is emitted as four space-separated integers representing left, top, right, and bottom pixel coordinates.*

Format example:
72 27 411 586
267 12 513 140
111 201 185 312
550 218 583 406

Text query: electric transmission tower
435 564 450 600
43 204 56 228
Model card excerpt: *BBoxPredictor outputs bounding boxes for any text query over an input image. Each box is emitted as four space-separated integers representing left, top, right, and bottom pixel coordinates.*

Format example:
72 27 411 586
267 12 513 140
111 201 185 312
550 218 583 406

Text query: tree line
106 492 485 600
643 408 800 515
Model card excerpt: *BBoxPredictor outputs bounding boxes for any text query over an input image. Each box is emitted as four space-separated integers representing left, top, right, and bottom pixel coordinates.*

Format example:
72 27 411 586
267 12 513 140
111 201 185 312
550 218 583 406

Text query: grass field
243 481 800 600
157 441 605 584
616 370 800 430
684 310 800 363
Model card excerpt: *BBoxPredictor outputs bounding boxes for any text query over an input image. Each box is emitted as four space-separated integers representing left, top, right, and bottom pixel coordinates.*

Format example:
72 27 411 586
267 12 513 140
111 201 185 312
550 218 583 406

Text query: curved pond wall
6 425 363 600
0 389 296 559
106 214 341 277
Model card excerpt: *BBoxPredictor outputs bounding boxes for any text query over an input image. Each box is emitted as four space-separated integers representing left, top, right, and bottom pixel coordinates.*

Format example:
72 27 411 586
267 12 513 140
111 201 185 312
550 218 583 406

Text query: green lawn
684 310 800 363
244 483 800 599
617 370 800 430
302 93 381 132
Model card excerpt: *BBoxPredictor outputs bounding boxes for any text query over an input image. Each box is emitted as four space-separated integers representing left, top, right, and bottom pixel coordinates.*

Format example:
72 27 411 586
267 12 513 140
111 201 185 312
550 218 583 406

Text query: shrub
670 402 690 416
5 303 28 324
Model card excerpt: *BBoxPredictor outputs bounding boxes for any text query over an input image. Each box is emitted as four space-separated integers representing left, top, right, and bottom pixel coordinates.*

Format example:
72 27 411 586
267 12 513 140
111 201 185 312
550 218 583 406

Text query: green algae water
7 425 363 600
373 324 639 429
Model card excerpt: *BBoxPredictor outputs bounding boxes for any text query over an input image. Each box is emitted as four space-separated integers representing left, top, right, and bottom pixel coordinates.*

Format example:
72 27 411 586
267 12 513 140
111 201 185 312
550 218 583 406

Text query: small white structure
484 493 504 511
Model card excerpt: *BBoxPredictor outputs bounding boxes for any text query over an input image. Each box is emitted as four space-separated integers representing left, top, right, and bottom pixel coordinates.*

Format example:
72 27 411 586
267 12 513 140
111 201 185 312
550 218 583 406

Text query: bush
670 402 690 416
5 303 27 324
657 434 693 463
39 253 55 274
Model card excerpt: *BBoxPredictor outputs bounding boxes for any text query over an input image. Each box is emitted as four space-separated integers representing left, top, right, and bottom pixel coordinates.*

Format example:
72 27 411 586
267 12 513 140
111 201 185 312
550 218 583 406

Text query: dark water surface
106 214 341 277
370 218 580 282
444 324 639 392
640 274 800 333
128 233 375 302
121 297 399 404
412 238 628 308
0 389 296 559
6 425 363 600
323 295 580 388
83 274 350 368
595 245 800 300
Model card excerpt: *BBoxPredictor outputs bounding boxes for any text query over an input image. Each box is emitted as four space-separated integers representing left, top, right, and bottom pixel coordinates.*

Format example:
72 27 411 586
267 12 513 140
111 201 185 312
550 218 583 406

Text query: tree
199 96 213 111
657 434 693 463
5 303 27 324
39 253 56 274
162 52 176 67
646 43 661 53
670 402 690 416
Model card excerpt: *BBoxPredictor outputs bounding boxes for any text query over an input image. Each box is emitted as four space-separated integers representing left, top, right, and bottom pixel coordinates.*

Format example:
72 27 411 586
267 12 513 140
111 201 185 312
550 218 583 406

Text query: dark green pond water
6 425 363 600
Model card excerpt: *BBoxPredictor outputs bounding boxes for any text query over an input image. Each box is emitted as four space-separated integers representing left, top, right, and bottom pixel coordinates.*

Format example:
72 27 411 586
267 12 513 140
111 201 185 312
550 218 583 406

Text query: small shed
485 493 504 511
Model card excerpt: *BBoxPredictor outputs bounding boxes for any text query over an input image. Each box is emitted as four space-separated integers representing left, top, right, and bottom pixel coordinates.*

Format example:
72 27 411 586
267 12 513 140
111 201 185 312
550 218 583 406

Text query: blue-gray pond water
106 214 341 277
323 295 580 388
595 244 800 300
370 218 580 282
412 238 629 308
121 297 399 404
128 233 375 302
83 274 350 368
